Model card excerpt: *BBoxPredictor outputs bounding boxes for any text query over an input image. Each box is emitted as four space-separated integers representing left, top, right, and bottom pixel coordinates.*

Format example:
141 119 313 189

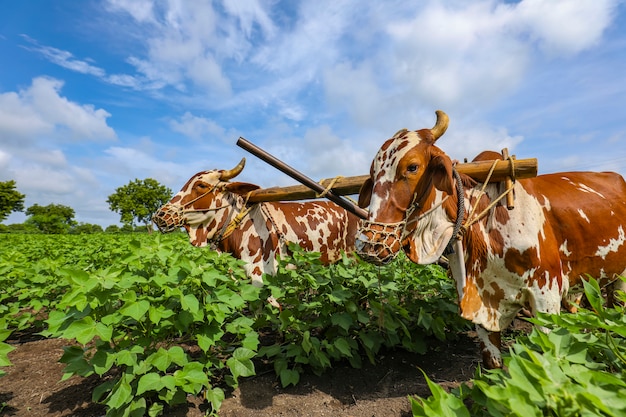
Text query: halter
359 159 515 264
154 183 243 234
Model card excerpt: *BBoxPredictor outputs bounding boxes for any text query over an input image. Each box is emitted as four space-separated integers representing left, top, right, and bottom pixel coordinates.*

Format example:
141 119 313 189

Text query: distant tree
0 180 26 222
71 223 104 234
0 223 40 234
105 225 121 234
120 224 134 233
107 178 172 232
25 203 76 234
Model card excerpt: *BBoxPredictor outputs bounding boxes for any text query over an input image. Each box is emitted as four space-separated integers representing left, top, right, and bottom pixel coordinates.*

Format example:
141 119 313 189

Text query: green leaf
148 402 164 417
333 337 353 357
136 372 164 396
146 346 187 372
181 293 200 315
148 305 175 324
331 312 354 332
0 342 15 367
279 368 300 388
92 379 117 403
61 316 98 345
302 331 312 354
227 347 256 380
92 349 116 376
174 362 209 393
582 278 604 313
119 300 150 321
410 371 471 417
206 387 225 412
106 374 133 409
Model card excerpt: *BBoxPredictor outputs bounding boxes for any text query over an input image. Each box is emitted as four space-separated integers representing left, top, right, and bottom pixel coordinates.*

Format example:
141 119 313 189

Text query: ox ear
358 178 373 208
224 182 261 196
430 152 454 195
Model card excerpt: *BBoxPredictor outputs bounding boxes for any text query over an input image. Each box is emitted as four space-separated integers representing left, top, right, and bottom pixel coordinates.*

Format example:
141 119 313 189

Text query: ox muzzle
355 220 405 266
152 204 185 233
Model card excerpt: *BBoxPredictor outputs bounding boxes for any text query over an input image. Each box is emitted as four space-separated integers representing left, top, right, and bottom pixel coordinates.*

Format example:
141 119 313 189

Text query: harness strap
460 183 514 234
182 184 220 211
213 191 255 243
261 203 286 245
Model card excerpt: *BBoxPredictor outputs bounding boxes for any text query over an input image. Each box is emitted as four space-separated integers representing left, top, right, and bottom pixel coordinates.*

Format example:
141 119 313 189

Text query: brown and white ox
356 110 626 368
153 158 360 287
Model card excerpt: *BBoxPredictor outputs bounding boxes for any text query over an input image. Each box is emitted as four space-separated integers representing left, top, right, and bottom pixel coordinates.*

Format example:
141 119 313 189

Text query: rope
316 176 343 198
218 191 255 241
508 154 516 181
450 169 465 240
261 202 286 245
460 183 514 234
464 160 498 226
316 176 358 205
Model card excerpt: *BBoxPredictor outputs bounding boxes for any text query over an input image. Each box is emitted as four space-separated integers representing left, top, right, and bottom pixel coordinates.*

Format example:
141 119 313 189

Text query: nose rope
357 168 463 262
443 169 465 255
153 183 229 232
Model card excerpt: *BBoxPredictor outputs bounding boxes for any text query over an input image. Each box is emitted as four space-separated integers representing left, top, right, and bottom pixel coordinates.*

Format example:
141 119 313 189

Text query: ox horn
219 157 246 181
431 110 449 141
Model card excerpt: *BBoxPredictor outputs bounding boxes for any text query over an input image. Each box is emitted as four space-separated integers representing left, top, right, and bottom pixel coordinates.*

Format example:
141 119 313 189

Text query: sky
1 0 626 227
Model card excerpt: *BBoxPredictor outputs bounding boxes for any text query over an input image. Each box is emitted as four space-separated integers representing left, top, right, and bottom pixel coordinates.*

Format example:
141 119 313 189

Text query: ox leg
608 276 626 307
562 292 584 313
476 325 502 369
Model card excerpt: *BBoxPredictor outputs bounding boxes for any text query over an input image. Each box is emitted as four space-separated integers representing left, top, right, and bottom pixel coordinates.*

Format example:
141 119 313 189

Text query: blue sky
1 0 625 227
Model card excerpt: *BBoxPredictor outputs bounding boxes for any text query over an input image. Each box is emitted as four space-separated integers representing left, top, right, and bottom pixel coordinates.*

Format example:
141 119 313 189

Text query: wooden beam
248 157 538 203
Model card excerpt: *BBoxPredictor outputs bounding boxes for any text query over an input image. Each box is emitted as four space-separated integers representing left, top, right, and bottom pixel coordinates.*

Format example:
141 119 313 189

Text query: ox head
152 158 260 246
356 110 455 265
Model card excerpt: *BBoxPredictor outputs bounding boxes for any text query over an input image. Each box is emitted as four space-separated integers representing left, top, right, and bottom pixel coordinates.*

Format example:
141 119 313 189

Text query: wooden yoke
245 153 538 203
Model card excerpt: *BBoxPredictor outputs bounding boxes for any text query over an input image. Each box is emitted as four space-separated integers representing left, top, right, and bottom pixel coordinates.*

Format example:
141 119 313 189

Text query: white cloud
300 125 370 178
5 0 624 228
323 63 385 129
106 0 155 23
0 77 119 226
442 124 524 163
105 0 236 96
0 77 116 145
169 112 226 140
20 35 106 76
516 0 617 56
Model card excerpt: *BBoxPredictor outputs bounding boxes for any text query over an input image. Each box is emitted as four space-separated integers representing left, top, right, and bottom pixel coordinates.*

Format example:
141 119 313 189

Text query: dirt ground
0 325 516 417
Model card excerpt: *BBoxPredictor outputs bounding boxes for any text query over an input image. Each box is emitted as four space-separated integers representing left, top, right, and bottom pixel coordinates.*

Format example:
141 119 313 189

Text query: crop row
2 234 625 416
1 233 469 416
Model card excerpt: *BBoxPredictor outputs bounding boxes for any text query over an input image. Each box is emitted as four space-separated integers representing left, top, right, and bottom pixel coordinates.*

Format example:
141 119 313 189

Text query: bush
410 277 626 417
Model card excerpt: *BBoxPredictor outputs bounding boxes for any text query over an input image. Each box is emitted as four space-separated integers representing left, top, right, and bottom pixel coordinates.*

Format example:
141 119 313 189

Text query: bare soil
0 324 528 417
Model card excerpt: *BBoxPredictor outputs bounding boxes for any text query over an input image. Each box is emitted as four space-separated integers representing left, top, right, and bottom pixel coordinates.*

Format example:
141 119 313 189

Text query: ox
355 110 626 368
153 158 360 287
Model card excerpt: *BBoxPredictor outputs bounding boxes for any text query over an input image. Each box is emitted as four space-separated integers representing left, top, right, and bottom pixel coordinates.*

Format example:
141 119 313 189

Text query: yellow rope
316 176 343 198
461 183 515 234
317 176 359 205
508 154 516 181
460 158 515 235
220 191 255 241
464 160 499 229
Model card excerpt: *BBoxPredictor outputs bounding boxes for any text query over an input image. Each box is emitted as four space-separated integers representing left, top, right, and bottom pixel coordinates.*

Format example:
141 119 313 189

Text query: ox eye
407 164 418 173
197 183 208 190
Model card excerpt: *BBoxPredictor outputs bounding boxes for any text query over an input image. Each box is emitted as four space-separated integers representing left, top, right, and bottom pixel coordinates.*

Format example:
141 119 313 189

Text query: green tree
25 203 76 234
104 224 121 233
71 223 104 234
0 180 26 222
107 178 172 232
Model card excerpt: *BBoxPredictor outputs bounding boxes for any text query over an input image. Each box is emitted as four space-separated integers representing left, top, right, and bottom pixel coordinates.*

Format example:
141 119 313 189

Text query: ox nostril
355 233 370 252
